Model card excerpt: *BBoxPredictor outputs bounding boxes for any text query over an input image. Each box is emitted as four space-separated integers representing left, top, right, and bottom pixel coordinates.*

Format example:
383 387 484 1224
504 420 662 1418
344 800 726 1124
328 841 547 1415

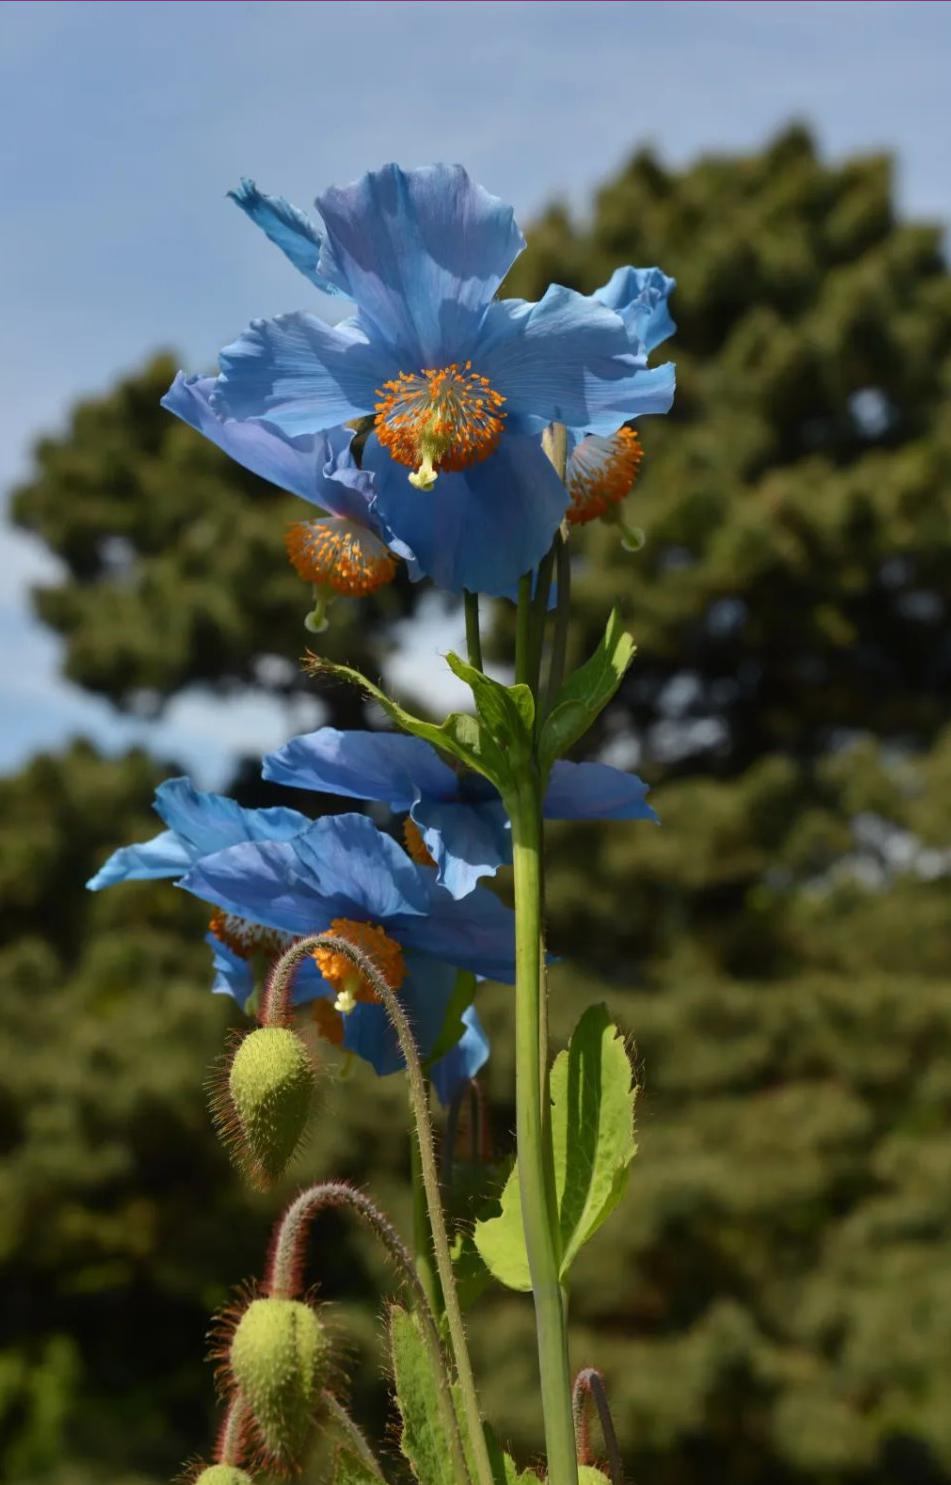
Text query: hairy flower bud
229 1297 329 1466
193 1467 256 1485
216 1027 314 1189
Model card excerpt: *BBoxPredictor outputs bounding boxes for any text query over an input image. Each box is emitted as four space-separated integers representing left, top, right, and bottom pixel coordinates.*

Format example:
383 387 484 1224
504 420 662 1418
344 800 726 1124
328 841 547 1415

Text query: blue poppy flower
261 727 657 899
563 266 677 533
210 164 674 596
88 781 491 1101
162 374 409 613
178 810 510 1095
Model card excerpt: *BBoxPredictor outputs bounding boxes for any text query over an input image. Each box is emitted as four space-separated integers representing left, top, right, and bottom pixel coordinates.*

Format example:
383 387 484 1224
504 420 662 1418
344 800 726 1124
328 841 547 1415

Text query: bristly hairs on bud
207 1025 316 1191
228 1295 331 1472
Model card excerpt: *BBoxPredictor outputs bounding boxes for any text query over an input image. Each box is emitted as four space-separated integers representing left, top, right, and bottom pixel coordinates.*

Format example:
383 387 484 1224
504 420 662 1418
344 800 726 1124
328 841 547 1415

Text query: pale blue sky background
2 0 949 784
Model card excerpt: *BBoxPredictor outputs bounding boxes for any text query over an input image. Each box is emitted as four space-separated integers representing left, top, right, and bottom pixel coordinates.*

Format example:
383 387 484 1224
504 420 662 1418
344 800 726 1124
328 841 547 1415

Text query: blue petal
430 1005 490 1107
179 813 431 934
543 760 658 823
594 266 677 354
229 178 348 296
315 164 525 365
476 286 640 431
341 951 458 1079
207 932 327 1009
86 778 310 891
262 728 458 809
154 777 310 852
206 932 255 1007
365 431 568 596
163 372 321 501
396 884 517 984
213 312 388 434
87 829 194 890
164 377 381 527
587 360 676 431
412 796 511 898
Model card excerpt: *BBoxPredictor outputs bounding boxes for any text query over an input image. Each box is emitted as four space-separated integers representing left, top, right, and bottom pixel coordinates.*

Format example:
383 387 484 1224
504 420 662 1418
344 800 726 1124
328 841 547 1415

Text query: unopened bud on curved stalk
229 1296 329 1467
210 1027 315 1189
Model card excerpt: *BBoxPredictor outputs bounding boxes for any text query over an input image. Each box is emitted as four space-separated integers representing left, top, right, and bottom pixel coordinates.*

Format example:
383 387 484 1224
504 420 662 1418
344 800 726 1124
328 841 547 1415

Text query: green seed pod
225 1027 314 1187
229 1297 328 1465
194 1467 256 1485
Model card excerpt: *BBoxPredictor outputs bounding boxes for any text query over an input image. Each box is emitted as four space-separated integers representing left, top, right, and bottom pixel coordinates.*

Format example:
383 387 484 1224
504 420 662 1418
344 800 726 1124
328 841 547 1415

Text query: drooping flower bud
193 1467 256 1485
213 1027 314 1189
229 1297 329 1467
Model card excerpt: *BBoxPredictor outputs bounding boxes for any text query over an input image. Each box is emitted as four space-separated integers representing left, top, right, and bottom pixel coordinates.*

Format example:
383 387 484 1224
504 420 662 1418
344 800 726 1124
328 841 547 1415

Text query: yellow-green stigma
374 362 506 491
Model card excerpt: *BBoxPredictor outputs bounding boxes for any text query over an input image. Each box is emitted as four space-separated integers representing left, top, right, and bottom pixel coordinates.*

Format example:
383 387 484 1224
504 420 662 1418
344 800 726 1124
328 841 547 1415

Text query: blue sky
2 0 949 784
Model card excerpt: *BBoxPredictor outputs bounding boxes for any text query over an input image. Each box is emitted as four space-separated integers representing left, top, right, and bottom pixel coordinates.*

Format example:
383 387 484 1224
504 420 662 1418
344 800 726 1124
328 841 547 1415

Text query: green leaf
388 1304 458 1485
331 1446 386 1485
305 655 515 791
450 1228 493 1311
474 1005 637 1290
471 1159 530 1292
444 652 535 764
483 1425 533 1485
578 1469 613 1485
538 609 636 774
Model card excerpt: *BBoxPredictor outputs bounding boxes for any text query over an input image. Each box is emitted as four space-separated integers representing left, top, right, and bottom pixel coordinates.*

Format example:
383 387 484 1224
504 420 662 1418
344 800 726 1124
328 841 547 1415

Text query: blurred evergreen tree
3 125 951 1484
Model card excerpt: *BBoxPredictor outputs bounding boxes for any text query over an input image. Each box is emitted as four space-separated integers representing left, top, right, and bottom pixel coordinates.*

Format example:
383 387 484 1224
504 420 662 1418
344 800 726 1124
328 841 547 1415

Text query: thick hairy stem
265 1177 469 1485
321 1390 386 1481
509 784 578 1485
214 1391 251 1467
411 1118 442 1317
464 589 484 672
263 934 492 1485
258 936 321 1027
572 1369 624 1485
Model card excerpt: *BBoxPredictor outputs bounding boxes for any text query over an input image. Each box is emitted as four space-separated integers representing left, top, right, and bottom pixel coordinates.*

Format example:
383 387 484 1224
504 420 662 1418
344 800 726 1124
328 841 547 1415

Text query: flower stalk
508 772 579 1485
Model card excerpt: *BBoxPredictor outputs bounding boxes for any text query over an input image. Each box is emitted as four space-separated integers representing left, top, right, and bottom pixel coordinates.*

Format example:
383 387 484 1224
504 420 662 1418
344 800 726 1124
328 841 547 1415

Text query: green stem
464 589 484 672
516 572 534 687
321 1390 387 1481
214 1391 251 1467
544 530 572 715
411 1112 442 1319
529 545 556 696
509 782 579 1485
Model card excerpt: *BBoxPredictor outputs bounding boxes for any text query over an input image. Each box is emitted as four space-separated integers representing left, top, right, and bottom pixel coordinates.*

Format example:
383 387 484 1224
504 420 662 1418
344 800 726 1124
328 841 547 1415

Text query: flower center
209 911 295 961
402 817 436 868
285 518 397 597
374 362 506 491
312 917 406 1016
567 428 643 526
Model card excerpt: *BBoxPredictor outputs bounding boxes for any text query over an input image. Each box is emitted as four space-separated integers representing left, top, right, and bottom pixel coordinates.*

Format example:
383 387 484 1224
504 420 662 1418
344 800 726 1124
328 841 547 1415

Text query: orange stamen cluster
209 911 295 961
374 361 506 475
285 517 397 595
403 817 436 868
567 427 643 525
312 917 406 1016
